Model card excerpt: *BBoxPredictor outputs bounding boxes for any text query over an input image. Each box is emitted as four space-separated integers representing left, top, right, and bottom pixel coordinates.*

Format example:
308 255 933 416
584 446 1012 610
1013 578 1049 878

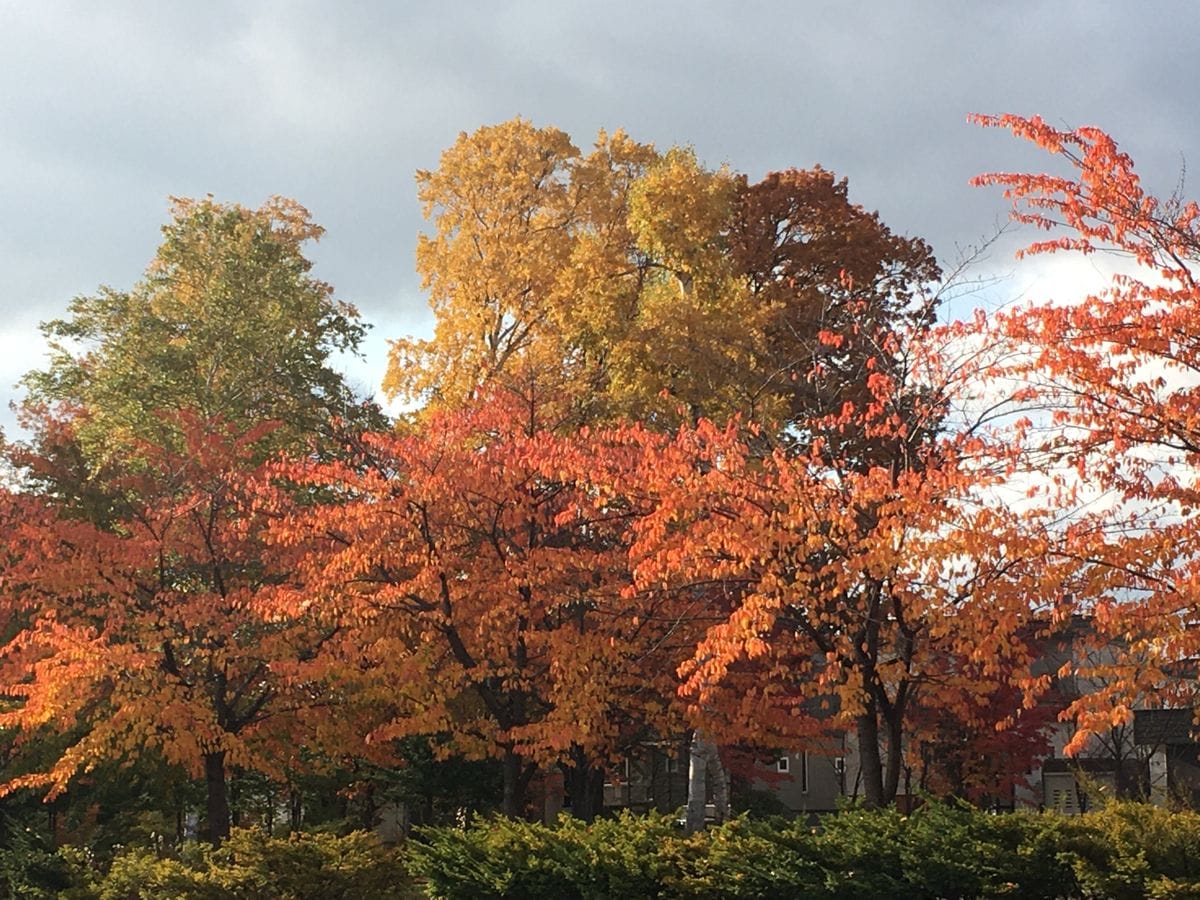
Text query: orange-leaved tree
0 415 362 844
386 119 950 821
264 391 699 819
616 323 1065 807
972 113 1200 751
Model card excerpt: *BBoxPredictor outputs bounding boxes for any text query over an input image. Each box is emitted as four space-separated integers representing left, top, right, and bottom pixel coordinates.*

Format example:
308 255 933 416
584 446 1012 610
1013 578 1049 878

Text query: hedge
404 802 1200 899
9 802 1200 898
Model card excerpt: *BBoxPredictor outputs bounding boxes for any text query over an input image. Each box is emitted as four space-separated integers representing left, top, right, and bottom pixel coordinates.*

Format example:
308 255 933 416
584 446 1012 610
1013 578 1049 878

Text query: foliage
403 803 1200 899
406 803 1094 899
14 111 1200 867
19 805 1200 899
369 737 505 827
387 120 657 423
659 815 825 899
405 811 678 900
370 117 961 816
265 391 698 815
60 828 415 899
972 113 1200 751
21 196 374 470
906 648 1062 803
389 119 939 440
728 165 941 460
0 418 365 846
1062 803 1200 900
612 407 1058 806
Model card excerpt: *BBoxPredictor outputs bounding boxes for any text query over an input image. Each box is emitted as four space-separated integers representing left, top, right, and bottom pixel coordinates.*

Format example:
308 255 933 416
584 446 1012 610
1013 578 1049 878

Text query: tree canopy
23 196 374 469
6 112 1194 843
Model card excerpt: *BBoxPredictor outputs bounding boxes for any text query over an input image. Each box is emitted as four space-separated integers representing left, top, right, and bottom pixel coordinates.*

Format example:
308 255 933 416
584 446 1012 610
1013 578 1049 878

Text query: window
776 756 789 773
800 751 809 794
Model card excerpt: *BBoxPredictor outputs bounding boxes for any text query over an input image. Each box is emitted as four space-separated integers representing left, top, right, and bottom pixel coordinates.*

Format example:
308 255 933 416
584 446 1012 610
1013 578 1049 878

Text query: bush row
7 801 1200 898
405 802 1200 900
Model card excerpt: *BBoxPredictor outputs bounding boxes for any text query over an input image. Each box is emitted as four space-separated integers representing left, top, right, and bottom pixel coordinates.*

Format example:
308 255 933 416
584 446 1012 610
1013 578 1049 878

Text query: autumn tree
1 196 381 843
384 119 957 816
384 120 660 424
971 113 1200 752
905 642 1060 804
388 119 941 438
614 365 1063 809
728 166 942 459
265 392 698 819
0 420 354 844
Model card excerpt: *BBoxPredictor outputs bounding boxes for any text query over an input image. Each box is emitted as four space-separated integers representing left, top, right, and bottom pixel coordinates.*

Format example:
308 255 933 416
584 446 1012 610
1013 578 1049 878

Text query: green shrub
1062 802 1200 900
407 812 678 899
43 800 1200 898
405 804 1094 899
664 817 824 899
815 804 910 899
570 812 678 897
976 810 1080 900
404 816 571 899
210 828 413 899
85 829 415 900
90 848 218 900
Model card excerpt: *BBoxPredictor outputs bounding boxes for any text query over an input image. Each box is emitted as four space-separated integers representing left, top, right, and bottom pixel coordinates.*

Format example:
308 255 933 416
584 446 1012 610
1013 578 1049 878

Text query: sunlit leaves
265 392 696 797
974 112 1200 748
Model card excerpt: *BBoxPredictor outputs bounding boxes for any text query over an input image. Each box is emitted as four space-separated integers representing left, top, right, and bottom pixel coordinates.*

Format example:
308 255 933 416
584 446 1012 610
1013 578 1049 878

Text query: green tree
23 195 375 470
2 196 383 845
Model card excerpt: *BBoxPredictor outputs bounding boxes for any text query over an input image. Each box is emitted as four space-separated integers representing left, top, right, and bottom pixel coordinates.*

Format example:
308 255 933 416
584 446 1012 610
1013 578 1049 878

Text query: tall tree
2 196 380 843
383 118 952 814
23 195 372 469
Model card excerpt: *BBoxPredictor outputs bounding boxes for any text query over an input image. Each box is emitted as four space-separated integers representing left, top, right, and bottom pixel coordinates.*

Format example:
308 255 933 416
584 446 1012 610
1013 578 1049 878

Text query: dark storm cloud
2 0 1199 428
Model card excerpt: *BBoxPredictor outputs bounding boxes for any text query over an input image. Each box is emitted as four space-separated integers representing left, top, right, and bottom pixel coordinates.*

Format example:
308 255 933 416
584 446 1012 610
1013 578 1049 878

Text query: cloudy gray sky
2 1 1197 432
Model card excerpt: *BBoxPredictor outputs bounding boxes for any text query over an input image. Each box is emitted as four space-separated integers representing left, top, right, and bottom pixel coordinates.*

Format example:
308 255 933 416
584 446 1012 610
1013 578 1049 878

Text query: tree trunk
204 751 231 845
883 710 904 805
686 733 707 833
564 747 605 821
501 750 532 818
289 787 303 832
856 711 886 808
288 792 302 835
